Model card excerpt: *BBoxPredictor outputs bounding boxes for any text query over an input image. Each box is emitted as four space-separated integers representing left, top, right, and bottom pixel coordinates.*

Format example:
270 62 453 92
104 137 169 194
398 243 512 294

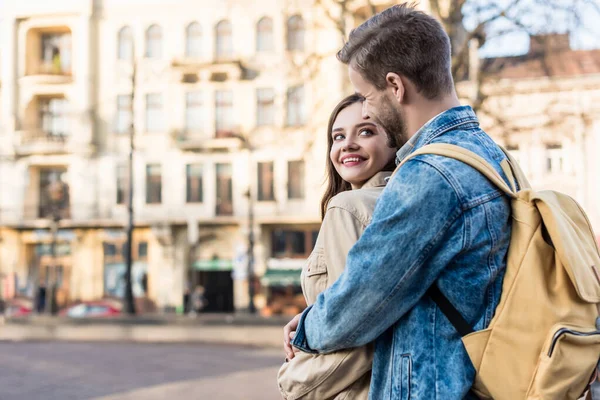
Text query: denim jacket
291 106 512 400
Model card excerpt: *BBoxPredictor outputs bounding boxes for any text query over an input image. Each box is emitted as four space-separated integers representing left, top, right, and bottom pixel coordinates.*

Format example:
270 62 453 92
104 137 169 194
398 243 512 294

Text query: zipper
547 327 600 357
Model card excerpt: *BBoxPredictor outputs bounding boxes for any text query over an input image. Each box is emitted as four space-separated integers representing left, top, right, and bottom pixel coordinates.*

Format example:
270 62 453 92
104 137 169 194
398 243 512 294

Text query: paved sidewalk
94 366 281 400
0 314 287 348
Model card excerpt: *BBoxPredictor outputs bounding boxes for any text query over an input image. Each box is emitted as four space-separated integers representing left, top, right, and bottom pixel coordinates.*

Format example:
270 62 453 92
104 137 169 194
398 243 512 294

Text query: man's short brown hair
337 3 454 99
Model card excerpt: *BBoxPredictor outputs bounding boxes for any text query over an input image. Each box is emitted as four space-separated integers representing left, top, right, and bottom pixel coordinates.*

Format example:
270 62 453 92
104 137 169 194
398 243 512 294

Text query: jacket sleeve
291 158 465 353
278 206 373 400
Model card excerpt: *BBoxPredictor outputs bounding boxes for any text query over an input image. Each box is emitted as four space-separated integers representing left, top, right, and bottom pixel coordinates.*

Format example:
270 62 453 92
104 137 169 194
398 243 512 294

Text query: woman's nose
342 137 359 151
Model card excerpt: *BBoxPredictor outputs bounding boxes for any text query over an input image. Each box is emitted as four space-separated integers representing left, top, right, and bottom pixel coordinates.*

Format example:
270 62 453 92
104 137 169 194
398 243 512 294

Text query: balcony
21 63 73 85
14 130 70 156
171 129 242 151
24 28 73 85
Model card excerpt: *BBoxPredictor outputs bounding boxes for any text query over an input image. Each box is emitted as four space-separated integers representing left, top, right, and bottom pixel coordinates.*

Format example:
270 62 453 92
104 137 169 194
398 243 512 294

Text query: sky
0 0 598 59
463 0 600 58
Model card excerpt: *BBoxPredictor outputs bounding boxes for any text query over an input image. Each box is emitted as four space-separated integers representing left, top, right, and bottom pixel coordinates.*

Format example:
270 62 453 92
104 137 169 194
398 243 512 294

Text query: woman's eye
359 129 374 136
333 134 345 141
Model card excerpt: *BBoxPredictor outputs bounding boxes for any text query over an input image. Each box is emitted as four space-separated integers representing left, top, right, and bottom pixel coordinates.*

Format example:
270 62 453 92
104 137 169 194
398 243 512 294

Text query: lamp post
231 134 256 314
123 48 137 315
245 187 256 314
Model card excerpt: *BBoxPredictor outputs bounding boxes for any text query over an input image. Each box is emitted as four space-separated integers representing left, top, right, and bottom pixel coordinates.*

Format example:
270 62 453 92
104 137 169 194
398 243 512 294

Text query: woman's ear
385 73 405 104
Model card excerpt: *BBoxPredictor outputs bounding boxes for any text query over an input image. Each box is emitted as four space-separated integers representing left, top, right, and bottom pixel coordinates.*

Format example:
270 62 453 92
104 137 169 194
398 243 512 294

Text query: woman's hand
283 313 302 360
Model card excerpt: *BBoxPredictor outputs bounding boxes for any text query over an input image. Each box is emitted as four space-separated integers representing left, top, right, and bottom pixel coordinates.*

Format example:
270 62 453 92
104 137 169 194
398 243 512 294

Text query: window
216 163 233 216
545 144 564 174
138 242 148 259
116 95 132 134
288 160 305 199
271 228 319 258
215 90 234 137
256 17 274 52
258 162 275 201
117 26 133 61
185 91 203 132
103 240 148 298
40 33 72 74
40 97 69 137
38 168 70 219
256 88 275 127
185 22 202 58
145 164 162 204
145 24 162 58
215 20 233 59
286 15 304 51
186 164 203 203
286 86 305 126
145 93 164 132
116 165 128 205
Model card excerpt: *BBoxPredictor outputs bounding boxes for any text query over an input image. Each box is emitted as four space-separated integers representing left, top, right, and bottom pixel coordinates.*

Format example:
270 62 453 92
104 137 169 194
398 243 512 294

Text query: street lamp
231 133 256 314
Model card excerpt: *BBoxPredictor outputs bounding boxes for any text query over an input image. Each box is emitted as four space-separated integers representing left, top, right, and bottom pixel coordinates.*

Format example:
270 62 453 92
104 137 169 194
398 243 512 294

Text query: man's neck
405 94 461 140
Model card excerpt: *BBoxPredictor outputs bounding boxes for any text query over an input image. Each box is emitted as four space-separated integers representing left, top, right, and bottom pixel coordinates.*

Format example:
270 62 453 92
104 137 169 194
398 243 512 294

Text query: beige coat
277 172 390 400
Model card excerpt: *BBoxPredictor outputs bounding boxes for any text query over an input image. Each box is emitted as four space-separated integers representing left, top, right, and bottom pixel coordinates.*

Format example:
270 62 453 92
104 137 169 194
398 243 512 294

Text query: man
283 4 513 399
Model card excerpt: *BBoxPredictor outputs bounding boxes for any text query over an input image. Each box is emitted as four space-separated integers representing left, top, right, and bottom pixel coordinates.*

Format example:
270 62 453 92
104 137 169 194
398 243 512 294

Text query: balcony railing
36 62 72 76
172 129 241 151
15 130 70 155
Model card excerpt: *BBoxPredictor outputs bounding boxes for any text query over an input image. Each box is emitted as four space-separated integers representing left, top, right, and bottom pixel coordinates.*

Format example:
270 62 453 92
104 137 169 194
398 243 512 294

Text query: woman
277 94 398 400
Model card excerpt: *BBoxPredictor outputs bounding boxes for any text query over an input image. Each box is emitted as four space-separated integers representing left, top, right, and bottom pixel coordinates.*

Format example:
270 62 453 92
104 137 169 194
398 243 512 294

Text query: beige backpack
399 143 600 399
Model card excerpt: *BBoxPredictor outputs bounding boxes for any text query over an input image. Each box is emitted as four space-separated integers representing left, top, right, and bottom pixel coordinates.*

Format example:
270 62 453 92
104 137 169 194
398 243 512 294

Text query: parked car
4 299 33 317
60 301 121 318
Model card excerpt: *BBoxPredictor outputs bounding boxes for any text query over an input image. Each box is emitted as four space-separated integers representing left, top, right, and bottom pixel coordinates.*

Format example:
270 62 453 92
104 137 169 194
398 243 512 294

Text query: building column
1 17 17 134
74 14 95 149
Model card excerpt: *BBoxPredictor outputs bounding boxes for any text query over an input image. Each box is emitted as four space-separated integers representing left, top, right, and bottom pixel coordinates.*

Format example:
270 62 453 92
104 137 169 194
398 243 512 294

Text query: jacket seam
407 158 466 210
326 205 369 228
423 119 479 144
483 204 497 327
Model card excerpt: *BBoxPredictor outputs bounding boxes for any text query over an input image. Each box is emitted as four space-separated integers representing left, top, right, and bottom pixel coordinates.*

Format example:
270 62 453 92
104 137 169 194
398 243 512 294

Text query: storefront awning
261 269 302 287
193 259 233 271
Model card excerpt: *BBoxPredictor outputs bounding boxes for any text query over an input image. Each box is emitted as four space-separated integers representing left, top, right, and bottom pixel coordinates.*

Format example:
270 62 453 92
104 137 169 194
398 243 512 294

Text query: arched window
117 26 133 61
287 15 304 51
256 17 273 52
215 20 233 59
185 22 202 58
145 24 163 58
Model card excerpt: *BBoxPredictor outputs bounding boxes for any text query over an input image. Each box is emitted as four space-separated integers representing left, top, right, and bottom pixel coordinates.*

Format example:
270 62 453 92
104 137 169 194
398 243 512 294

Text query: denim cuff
290 305 318 354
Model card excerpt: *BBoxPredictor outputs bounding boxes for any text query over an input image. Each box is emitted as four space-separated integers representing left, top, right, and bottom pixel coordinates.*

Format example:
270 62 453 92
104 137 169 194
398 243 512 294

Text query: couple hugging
277 3 600 400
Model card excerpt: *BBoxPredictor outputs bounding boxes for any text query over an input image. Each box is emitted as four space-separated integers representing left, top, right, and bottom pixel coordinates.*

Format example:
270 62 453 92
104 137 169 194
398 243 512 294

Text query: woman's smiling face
330 102 397 189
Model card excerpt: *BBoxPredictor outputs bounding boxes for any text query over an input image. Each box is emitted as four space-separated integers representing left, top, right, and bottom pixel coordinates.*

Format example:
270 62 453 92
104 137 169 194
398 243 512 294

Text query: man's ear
385 72 405 104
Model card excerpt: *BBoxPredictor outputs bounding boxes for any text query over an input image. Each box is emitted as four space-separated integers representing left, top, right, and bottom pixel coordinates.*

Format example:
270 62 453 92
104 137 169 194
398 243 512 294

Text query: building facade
0 1 598 314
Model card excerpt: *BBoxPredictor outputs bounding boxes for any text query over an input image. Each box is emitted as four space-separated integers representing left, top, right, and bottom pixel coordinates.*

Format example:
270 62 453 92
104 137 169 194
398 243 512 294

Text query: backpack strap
392 143 517 198
499 145 532 190
427 285 474 337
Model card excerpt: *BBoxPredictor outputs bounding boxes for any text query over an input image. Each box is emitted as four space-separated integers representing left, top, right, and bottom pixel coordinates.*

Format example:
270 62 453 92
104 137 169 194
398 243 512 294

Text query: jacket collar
361 171 391 189
395 105 479 165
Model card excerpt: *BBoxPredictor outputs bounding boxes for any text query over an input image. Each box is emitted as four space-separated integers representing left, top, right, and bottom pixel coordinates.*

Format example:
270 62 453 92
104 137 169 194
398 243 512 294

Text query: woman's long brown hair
320 94 397 220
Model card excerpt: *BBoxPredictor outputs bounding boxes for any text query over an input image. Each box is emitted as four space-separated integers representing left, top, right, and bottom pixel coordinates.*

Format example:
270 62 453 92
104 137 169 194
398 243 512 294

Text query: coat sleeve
291 158 465 353
277 206 373 400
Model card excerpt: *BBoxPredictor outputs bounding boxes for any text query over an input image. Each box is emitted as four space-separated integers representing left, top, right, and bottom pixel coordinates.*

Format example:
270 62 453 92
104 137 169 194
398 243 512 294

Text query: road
0 341 284 400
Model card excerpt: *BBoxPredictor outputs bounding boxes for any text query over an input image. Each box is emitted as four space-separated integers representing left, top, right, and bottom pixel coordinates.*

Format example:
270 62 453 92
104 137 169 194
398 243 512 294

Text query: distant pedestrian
190 285 207 315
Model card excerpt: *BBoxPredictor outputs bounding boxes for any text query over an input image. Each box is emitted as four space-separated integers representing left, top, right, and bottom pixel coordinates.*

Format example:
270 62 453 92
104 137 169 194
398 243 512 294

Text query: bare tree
309 0 599 113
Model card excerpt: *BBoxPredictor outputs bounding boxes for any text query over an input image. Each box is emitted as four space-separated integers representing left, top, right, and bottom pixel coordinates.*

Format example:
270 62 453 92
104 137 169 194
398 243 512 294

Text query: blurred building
468 34 600 240
0 0 347 313
0 0 599 314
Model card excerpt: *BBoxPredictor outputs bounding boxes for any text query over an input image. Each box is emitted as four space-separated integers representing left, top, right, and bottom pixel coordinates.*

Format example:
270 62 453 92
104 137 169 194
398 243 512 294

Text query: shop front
190 258 234 313
260 265 305 317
